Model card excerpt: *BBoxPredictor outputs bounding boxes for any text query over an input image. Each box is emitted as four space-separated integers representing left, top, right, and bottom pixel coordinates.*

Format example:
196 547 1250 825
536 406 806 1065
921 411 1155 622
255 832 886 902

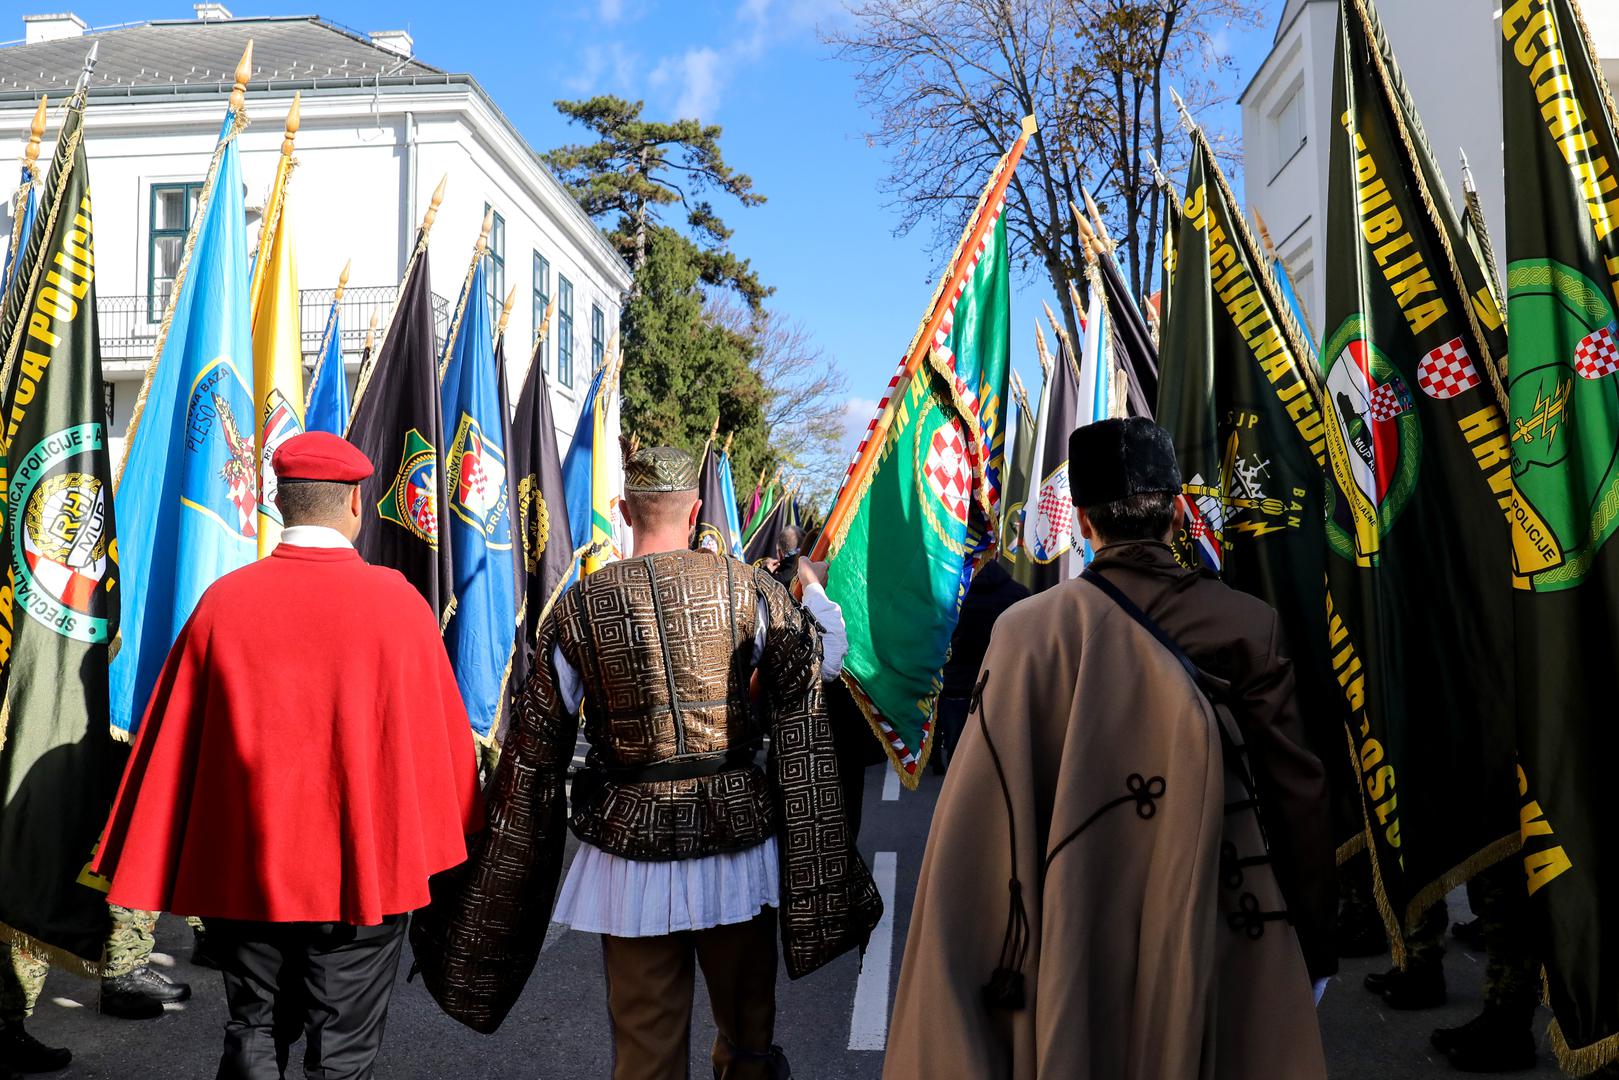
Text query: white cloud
599 0 625 22
651 47 725 120
565 42 638 95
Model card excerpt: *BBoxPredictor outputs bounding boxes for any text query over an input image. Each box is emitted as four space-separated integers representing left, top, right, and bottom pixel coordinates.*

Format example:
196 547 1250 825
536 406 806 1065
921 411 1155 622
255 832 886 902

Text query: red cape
95 544 481 924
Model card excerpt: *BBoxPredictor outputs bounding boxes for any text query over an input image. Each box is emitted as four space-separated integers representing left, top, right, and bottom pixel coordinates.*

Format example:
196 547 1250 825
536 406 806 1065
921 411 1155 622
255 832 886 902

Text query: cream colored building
1240 0 1619 335
0 6 632 459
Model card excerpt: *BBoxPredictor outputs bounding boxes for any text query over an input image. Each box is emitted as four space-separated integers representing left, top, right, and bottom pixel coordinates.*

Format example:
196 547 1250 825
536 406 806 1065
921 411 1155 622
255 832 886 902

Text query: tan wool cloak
884 577 1326 1080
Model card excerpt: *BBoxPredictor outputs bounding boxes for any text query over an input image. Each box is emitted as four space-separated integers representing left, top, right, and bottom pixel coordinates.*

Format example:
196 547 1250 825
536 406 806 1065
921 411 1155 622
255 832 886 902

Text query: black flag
743 495 785 566
509 330 575 676
1021 337 1083 590
348 234 452 617
694 445 739 558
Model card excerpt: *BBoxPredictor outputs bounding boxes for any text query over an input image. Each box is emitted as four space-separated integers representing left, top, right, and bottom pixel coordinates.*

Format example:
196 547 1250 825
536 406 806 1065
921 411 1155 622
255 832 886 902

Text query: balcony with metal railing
96 285 453 363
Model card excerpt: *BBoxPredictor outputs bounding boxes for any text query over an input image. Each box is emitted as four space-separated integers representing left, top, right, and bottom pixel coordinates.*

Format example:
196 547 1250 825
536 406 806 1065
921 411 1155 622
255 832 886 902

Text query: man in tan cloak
885 417 1330 1080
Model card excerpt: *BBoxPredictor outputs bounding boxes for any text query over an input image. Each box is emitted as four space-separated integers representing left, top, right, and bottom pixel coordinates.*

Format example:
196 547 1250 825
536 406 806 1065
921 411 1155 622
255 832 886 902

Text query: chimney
369 30 413 58
23 12 87 43
193 3 233 20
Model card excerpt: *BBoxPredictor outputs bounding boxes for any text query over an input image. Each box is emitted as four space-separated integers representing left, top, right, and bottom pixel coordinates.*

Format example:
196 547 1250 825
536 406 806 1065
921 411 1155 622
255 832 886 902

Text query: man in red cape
93 431 480 1080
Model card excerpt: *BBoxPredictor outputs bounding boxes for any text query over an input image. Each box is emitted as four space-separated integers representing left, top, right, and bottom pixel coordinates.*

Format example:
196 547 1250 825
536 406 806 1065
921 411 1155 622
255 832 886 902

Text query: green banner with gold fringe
1501 0 1619 1069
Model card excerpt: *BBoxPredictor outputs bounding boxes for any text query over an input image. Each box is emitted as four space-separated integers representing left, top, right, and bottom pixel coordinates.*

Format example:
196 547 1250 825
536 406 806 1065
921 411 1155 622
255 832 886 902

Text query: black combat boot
190 924 220 970
1436 1006 1538 1072
0 1020 71 1073
1376 964 1447 1010
99 966 191 1019
1451 917 1486 949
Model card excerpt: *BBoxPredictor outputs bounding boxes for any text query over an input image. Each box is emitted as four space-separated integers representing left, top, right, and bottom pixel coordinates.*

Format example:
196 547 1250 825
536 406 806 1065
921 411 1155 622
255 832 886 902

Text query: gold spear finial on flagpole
1042 299 1076 361
721 430 733 457
1033 322 1053 381
1252 206 1280 261
1009 368 1032 420
335 259 351 303
1082 189 1114 250
23 96 46 172
533 296 556 351
1069 200 1102 262
280 91 301 156
364 309 379 354
422 173 447 235
476 206 494 253
229 41 254 113
1067 279 1086 322
497 285 518 339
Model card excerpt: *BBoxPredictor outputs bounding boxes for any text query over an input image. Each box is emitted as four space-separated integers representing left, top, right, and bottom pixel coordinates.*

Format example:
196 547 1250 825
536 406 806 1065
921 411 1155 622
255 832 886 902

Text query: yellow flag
251 153 306 557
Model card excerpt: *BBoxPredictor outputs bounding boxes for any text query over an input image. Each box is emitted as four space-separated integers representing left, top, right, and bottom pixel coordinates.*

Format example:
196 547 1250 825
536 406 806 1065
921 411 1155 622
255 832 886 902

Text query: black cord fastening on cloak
973 670 1030 1012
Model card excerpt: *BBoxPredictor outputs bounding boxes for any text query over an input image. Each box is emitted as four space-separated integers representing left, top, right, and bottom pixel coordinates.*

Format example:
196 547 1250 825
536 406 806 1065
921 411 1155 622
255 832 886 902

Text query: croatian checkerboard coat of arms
380 427 441 545
11 423 114 643
1320 315 1423 566
446 414 511 543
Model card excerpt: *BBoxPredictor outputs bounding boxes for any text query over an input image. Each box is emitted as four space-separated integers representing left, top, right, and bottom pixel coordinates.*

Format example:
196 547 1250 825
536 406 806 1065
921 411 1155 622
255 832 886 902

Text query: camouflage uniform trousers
1464 860 1539 1019
0 907 203 1020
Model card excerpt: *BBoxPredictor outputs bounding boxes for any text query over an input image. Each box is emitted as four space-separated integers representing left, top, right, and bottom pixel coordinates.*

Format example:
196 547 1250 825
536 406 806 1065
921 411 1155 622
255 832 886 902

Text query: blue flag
1270 256 1318 367
440 256 517 741
560 359 625 575
305 299 350 434
717 451 744 559
2 172 38 299
110 108 256 737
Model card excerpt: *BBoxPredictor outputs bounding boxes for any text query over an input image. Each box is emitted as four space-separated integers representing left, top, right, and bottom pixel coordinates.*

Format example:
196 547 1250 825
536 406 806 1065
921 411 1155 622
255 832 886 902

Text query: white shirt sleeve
800 583 848 681
551 644 586 716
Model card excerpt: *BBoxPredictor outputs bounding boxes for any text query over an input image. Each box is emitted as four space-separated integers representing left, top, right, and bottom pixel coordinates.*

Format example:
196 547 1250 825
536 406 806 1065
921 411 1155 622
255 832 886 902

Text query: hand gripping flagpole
348 173 445 422
810 115 1037 563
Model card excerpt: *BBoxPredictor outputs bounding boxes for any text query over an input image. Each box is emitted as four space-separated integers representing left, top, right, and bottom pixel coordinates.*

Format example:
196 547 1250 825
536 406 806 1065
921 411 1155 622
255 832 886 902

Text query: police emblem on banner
10 423 114 642
182 357 257 539
446 413 510 542
379 427 439 545
1506 260 1619 587
1320 316 1422 566
516 473 550 574
257 389 304 523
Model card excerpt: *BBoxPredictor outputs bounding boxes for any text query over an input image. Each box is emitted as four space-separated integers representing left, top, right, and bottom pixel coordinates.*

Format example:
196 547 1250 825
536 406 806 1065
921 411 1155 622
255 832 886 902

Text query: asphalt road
24 763 1564 1079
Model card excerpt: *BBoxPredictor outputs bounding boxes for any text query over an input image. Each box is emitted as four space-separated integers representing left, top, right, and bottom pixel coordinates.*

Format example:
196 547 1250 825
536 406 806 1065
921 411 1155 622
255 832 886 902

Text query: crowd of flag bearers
1 0 1619 1076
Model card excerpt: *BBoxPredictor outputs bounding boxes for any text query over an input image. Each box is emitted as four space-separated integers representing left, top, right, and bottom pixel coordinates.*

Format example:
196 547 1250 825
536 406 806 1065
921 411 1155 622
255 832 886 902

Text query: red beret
271 432 374 484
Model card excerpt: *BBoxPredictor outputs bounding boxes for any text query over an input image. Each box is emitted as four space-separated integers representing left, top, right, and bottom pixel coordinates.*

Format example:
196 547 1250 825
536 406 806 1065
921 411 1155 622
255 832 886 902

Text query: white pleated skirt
552 837 780 938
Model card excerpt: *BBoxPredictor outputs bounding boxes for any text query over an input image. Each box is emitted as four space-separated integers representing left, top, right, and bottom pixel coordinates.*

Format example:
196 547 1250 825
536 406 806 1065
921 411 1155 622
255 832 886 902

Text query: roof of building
0 15 440 96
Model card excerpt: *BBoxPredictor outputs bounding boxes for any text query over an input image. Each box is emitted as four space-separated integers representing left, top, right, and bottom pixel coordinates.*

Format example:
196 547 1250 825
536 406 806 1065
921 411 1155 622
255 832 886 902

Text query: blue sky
41 0 1281 443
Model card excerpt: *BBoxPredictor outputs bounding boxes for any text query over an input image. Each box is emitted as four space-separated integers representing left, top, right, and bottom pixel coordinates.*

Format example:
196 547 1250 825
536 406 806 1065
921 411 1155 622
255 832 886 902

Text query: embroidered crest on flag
379 427 440 545
1573 320 1619 380
922 423 971 526
1027 463 1073 564
181 358 258 539
516 473 550 574
446 413 510 539
257 389 304 520
1417 336 1482 398
11 424 114 643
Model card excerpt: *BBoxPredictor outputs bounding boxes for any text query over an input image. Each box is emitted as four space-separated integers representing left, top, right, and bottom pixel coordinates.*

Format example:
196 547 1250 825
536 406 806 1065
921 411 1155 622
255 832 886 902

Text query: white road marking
881 768 901 802
848 851 897 1051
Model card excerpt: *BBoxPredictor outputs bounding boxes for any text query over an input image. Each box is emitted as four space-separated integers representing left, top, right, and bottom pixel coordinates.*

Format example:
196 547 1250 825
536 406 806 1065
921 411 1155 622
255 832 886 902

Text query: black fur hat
1068 418 1182 509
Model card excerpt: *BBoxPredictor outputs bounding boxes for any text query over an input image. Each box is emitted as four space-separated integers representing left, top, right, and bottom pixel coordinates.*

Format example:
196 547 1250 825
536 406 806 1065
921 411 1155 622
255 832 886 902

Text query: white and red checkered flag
1574 321 1619 380
1417 337 1481 399
1367 375 1415 423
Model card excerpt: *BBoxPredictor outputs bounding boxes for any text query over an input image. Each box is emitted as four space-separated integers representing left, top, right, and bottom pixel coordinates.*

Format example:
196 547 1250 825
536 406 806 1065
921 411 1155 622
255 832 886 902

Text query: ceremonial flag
695 443 743 558
1319 0 1521 950
1255 209 1319 367
560 348 626 575
1501 0 1619 1068
439 252 516 742
0 78 121 971
1022 331 1083 591
250 97 305 557
741 476 776 548
348 206 453 617
1157 124 1355 854
998 367 1038 589
743 479 787 566
304 273 350 436
509 316 574 688
110 68 257 739
1083 192 1159 417
819 119 1027 786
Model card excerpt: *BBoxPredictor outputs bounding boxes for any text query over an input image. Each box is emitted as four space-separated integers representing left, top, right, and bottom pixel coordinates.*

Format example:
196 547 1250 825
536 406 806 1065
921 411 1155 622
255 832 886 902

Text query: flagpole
494 284 518 351
305 259 349 408
438 207 494 383
5 96 47 280
1032 323 1052 380
361 309 378 362
810 115 1036 563
721 430 733 457
349 173 445 418
116 41 250 490
250 92 299 319
521 296 556 387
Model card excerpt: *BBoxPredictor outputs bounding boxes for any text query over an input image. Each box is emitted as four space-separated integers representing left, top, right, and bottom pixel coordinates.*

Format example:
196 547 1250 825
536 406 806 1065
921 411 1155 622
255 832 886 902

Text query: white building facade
0 8 632 461
1240 0 1619 336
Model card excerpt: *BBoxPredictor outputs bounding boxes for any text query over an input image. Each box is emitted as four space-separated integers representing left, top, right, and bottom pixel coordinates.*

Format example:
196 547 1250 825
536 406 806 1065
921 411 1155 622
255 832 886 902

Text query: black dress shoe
100 966 192 1019
1363 966 1396 995
1452 917 1486 949
1440 1008 1538 1072
1380 965 1447 1010
0 1021 71 1073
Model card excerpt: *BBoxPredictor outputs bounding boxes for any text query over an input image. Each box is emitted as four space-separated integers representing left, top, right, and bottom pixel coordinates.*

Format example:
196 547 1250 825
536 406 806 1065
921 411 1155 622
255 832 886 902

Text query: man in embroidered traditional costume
885 418 1333 1080
92 432 481 1080
413 446 881 1080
